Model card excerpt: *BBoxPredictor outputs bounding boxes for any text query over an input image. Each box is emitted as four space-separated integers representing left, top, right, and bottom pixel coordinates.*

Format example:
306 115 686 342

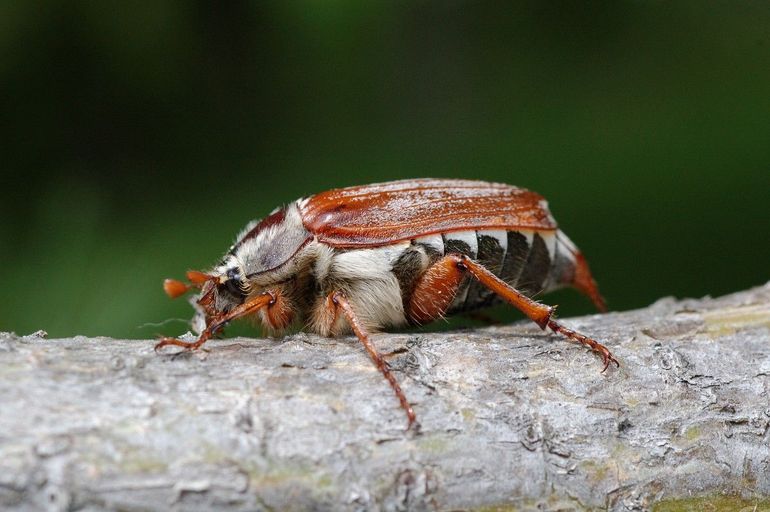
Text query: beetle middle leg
408 254 619 371
155 291 276 352
329 291 417 429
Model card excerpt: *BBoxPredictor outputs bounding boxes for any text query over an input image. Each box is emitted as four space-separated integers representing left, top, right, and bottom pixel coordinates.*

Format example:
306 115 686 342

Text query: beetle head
163 202 315 333
162 265 249 333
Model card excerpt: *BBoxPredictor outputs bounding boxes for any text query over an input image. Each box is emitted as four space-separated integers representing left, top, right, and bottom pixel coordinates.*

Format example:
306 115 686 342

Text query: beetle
157 178 618 428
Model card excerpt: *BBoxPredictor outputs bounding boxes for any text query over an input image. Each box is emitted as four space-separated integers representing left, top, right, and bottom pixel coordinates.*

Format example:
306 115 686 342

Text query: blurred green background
2 2 768 339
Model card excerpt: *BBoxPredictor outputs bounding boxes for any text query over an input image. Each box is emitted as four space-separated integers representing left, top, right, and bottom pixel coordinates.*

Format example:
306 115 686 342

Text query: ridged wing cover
299 179 557 248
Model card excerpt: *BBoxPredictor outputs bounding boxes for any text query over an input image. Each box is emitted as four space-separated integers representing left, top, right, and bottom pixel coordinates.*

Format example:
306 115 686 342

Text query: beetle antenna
163 270 215 299
163 278 191 299
186 270 213 286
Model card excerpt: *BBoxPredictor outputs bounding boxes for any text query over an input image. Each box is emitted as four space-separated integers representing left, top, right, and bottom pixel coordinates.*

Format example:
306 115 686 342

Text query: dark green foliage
1 2 769 337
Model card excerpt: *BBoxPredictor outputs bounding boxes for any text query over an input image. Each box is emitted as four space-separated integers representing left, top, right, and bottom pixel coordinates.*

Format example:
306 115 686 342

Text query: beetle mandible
157 178 618 428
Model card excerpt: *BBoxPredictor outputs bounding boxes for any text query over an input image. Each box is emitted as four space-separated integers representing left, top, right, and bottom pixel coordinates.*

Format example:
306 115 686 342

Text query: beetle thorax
227 203 313 279
201 202 317 316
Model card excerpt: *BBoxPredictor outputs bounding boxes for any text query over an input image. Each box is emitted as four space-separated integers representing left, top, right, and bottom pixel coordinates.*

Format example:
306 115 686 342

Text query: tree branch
2 283 770 510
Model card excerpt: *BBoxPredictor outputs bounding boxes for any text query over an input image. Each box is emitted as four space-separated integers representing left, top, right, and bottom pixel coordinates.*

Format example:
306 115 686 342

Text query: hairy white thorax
310 242 414 334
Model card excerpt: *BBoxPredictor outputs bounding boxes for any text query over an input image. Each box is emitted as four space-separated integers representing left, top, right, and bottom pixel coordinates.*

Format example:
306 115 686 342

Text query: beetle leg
258 287 295 331
408 254 618 370
330 291 417 430
407 254 552 326
407 253 466 325
455 254 619 370
155 291 276 352
544 318 619 372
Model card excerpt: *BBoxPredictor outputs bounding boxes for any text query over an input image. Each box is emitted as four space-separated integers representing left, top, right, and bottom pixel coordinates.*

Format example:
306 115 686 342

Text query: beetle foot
597 345 620 372
154 337 209 353
546 319 620 371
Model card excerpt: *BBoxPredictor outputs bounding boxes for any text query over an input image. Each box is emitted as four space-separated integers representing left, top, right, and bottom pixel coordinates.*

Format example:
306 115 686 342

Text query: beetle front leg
155 291 276 353
329 291 417 430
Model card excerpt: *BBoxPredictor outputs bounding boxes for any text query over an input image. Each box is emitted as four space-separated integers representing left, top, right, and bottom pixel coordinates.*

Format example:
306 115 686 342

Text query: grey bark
2 284 770 511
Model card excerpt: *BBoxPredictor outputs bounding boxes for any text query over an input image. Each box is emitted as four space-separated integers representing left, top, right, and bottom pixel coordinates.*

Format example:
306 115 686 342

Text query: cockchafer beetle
158 178 618 428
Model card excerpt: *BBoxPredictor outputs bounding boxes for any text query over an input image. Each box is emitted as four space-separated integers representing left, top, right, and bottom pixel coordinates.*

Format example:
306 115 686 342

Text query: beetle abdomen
392 228 603 318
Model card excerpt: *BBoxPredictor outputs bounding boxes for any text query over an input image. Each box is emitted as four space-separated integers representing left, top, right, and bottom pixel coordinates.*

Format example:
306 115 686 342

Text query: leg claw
600 350 620 373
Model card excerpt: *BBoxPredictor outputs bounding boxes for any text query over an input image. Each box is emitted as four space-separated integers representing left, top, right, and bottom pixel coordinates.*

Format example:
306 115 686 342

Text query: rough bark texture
2 284 770 511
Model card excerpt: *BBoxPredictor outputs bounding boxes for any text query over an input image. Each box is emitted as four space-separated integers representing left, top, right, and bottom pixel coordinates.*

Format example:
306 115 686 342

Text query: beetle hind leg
407 253 466 325
457 254 618 369
407 253 619 370
545 319 618 371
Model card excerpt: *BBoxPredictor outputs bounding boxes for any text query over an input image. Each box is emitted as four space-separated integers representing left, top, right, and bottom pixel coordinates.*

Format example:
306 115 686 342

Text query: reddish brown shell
299 179 557 248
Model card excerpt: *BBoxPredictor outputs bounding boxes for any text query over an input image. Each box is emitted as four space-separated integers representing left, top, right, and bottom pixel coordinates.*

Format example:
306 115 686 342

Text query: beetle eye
224 278 244 297
223 268 246 298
